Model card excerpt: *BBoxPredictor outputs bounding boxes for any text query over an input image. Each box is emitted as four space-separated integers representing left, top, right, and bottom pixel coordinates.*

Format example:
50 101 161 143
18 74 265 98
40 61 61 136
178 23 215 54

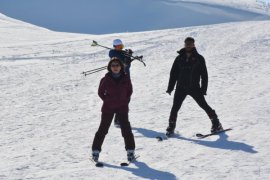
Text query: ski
90 158 104 167
196 128 232 139
120 155 140 167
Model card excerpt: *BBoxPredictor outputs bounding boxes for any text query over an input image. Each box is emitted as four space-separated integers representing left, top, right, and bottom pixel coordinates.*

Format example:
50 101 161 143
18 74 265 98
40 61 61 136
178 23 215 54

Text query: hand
126 49 133 55
202 90 207 96
166 90 172 95
200 88 207 96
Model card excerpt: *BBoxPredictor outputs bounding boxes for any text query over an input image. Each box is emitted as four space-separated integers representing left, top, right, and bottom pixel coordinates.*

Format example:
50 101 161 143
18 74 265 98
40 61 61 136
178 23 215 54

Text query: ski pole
81 66 107 74
81 66 107 76
83 68 107 76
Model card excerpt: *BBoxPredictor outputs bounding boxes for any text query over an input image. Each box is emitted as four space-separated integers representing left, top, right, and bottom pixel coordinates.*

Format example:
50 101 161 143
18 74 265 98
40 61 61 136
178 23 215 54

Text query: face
110 62 121 74
185 41 195 52
114 44 124 50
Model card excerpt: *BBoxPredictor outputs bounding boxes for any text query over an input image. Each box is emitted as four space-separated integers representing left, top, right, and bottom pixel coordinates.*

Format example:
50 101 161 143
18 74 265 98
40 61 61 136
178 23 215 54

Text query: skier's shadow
133 127 165 139
133 127 257 154
104 161 177 180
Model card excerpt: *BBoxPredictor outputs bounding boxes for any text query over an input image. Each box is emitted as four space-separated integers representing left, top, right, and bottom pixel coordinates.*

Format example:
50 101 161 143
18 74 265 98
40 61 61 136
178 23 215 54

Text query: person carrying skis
91 57 136 162
109 39 133 75
166 37 223 136
109 39 133 126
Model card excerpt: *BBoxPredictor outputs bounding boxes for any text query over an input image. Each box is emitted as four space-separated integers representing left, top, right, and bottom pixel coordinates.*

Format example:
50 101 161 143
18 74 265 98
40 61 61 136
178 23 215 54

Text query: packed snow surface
1 12 270 179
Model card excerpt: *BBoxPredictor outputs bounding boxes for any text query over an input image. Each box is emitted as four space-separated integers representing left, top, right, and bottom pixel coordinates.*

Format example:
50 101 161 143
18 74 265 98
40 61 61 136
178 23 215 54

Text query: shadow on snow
103 161 177 180
133 127 258 154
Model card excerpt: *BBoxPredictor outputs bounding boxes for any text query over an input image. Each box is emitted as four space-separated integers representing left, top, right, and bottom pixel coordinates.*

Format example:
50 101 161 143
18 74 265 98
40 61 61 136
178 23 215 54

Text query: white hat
113 39 123 46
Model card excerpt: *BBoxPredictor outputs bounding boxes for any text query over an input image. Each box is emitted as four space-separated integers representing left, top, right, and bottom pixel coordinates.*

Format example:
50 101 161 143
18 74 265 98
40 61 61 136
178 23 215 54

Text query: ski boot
127 150 135 162
92 150 100 162
208 110 223 133
166 121 176 137
211 119 223 133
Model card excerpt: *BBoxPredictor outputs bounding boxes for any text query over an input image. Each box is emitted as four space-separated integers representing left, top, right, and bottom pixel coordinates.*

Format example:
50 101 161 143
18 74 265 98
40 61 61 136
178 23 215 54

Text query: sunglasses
111 63 120 67
114 44 124 49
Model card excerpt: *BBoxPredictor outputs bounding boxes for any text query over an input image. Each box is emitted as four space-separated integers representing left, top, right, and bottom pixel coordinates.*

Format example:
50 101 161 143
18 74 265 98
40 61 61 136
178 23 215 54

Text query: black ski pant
169 88 218 123
92 112 135 152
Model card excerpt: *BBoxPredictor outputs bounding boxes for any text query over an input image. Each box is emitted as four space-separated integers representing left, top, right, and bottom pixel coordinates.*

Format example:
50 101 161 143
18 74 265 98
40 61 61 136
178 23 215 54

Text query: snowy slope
1 14 270 179
0 0 269 34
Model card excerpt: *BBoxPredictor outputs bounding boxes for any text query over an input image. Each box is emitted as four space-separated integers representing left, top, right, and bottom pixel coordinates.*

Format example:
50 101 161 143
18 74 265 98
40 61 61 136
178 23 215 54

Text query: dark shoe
127 150 135 162
92 150 100 162
211 123 223 133
166 121 176 136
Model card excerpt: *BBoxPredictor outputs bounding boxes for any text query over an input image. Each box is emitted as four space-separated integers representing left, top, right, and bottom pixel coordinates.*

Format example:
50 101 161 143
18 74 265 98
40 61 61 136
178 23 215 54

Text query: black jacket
167 48 208 94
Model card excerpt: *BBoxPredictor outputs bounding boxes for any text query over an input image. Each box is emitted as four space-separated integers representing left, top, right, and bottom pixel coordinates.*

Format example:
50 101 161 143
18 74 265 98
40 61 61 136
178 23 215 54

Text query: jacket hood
177 47 198 55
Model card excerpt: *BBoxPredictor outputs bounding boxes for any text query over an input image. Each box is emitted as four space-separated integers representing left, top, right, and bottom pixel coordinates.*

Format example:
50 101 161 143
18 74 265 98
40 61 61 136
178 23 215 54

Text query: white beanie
113 39 123 46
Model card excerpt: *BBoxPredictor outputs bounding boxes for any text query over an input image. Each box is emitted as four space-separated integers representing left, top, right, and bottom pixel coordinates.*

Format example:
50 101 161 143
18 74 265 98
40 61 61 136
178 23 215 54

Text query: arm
200 56 208 95
167 57 180 94
127 78 133 98
109 50 114 58
98 78 107 100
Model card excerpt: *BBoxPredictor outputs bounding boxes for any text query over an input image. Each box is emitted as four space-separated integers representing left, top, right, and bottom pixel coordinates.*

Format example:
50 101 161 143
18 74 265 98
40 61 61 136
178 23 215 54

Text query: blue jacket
109 50 132 74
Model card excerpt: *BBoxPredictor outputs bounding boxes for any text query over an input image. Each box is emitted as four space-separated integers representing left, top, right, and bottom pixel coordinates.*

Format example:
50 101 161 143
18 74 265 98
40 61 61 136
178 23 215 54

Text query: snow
0 0 269 34
1 11 270 180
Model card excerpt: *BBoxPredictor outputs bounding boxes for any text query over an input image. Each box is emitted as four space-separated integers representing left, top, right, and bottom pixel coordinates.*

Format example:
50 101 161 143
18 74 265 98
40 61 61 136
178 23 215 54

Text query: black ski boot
92 150 100 162
127 150 135 162
166 121 176 137
211 119 223 133
208 110 223 133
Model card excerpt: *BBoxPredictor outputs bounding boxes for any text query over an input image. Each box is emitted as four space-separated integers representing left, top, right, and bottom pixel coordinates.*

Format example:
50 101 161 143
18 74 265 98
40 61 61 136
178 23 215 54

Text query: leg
166 89 187 134
191 91 222 131
92 113 114 151
117 113 135 150
169 89 187 123
190 91 214 115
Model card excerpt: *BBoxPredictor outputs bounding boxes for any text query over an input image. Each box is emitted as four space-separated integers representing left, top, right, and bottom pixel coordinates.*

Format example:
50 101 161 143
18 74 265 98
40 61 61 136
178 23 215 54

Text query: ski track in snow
1 14 270 179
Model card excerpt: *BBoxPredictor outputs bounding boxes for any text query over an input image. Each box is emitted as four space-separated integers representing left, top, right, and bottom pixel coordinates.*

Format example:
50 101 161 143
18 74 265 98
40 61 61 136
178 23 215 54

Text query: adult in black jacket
166 37 223 135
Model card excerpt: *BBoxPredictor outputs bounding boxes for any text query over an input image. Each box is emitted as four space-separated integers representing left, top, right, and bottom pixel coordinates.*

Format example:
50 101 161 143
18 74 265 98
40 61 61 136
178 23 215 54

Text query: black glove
201 89 207 96
166 90 172 95
125 49 133 55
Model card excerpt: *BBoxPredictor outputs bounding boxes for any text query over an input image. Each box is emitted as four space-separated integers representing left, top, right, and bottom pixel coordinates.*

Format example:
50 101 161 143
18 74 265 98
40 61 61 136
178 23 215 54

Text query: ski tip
196 133 204 138
91 40 98 46
95 162 104 167
120 162 129 167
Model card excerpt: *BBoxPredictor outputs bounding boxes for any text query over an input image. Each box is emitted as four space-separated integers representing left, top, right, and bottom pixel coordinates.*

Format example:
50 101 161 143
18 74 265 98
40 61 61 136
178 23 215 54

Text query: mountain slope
0 14 270 179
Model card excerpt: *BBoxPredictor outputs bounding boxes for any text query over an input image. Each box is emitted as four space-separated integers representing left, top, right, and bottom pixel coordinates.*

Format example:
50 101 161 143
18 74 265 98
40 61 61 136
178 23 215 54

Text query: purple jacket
98 73 132 113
